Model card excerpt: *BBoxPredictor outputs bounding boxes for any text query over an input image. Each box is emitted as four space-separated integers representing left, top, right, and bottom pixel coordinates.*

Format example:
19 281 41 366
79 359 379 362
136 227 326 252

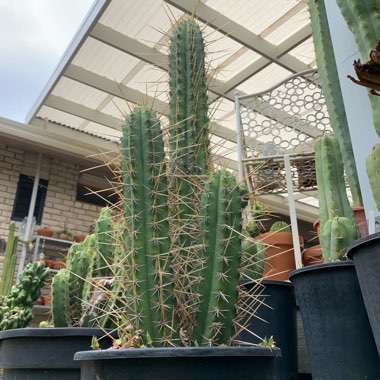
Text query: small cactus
270 221 291 233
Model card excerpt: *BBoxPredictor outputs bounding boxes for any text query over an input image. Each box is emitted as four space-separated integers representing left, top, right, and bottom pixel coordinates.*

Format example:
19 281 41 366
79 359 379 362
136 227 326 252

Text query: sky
0 0 95 123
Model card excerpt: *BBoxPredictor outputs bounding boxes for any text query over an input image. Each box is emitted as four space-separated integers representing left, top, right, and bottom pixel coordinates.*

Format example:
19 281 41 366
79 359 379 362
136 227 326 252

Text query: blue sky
0 0 94 123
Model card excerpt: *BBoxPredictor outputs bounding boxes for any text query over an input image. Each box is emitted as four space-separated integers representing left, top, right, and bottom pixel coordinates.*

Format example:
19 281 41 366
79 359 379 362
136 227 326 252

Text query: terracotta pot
73 234 86 243
36 227 54 237
302 244 323 267
259 232 304 280
313 206 368 238
42 295 52 306
51 261 66 270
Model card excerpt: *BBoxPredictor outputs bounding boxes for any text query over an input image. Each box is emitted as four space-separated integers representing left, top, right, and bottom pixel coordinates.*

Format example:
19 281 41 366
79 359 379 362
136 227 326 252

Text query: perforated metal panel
235 69 331 195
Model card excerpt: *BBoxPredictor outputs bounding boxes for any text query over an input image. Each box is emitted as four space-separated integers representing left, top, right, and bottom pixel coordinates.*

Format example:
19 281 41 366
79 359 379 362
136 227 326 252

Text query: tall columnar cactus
308 0 363 207
120 106 177 346
191 170 245 345
0 223 19 297
315 135 360 260
336 0 380 210
168 18 210 179
95 207 114 277
0 261 49 330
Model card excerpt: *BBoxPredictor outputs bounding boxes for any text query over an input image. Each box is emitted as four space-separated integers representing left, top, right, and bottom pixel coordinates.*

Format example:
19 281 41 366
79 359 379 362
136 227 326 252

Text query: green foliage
241 239 266 281
0 261 49 330
95 207 114 277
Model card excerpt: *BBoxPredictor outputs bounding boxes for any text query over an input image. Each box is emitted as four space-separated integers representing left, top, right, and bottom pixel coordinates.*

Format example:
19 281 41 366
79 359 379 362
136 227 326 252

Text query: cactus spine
192 170 244 345
315 135 360 261
121 106 177 346
308 0 363 206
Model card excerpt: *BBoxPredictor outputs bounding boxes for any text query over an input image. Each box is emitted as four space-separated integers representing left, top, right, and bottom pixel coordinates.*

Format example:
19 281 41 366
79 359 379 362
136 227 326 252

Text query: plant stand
347 232 380 356
289 262 380 380
75 346 281 380
238 280 298 380
0 328 115 379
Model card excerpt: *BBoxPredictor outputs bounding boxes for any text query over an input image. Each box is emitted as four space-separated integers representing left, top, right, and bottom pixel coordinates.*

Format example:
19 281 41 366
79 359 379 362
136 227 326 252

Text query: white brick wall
0 144 104 275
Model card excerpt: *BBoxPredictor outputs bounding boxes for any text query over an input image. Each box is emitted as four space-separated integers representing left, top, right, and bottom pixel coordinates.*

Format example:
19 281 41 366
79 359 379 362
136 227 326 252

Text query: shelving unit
30 236 73 322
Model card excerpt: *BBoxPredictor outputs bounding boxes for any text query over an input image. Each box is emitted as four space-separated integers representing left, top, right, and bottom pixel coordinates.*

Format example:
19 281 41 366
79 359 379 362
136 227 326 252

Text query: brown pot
313 206 368 238
302 244 323 267
36 228 54 238
42 295 51 307
259 231 304 280
51 261 66 270
73 234 86 243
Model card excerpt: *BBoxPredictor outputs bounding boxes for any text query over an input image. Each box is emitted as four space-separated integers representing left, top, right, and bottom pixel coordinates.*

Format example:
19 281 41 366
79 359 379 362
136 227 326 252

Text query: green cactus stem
0 223 19 297
315 135 359 233
168 18 210 178
121 106 177 346
270 221 291 233
51 268 70 327
308 0 363 206
192 170 244 346
321 215 359 262
366 143 380 211
95 207 114 278
241 239 266 281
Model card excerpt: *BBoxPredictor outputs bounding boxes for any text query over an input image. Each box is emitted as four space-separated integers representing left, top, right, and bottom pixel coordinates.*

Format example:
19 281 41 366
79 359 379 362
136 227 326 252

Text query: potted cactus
0 209 117 380
74 17 280 380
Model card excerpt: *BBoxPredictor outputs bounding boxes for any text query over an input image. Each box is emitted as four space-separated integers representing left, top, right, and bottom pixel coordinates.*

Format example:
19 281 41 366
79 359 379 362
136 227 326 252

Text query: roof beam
164 0 310 73
64 64 238 143
90 24 318 138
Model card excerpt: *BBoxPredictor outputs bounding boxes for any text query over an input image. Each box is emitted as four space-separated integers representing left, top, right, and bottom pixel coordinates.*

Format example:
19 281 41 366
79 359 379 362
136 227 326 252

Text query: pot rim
289 261 354 282
74 346 281 361
241 279 293 288
347 231 380 260
0 327 113 340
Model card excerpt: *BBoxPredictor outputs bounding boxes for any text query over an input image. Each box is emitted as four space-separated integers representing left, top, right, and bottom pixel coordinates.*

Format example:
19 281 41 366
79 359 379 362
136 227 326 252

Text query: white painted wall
325 0 380 231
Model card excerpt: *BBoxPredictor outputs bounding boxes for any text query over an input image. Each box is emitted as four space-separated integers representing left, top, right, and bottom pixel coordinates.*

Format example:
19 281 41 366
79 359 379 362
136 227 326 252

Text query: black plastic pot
347 232 380 356
289 262 380 380
239 280 298 380
0 327 115 379
75 346 281 380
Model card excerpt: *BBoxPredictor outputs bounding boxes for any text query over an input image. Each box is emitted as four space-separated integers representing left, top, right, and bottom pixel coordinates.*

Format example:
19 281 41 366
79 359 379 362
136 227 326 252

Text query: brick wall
0 143 103 274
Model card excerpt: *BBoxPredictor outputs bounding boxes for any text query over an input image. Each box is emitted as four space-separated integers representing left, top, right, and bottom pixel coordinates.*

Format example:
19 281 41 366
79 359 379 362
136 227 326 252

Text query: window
11 174 48 225
76 183 119 207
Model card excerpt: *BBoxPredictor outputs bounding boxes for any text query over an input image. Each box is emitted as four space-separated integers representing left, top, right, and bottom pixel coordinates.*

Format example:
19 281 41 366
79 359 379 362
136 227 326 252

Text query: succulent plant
314 135 360 261
270 221 291 233
0 261 49 330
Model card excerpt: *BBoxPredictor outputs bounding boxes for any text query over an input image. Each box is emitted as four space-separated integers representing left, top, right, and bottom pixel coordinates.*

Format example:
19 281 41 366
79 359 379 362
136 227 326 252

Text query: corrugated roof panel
37 106 87 129
82 122 122 141
237 63 293 94
53 77 109 109
205 0 300 35
264 6 310 45
72 37 141 82
288 37 316 67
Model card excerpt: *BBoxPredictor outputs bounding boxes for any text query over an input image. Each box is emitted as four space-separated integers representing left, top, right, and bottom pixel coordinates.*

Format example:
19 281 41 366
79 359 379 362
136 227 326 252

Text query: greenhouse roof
23 0 320 222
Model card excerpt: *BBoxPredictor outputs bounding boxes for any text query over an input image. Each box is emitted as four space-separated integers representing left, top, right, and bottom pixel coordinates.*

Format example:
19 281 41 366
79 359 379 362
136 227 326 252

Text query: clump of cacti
366 143 380 211
315 135 360 261
0 261 49 330
51 208 116 328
